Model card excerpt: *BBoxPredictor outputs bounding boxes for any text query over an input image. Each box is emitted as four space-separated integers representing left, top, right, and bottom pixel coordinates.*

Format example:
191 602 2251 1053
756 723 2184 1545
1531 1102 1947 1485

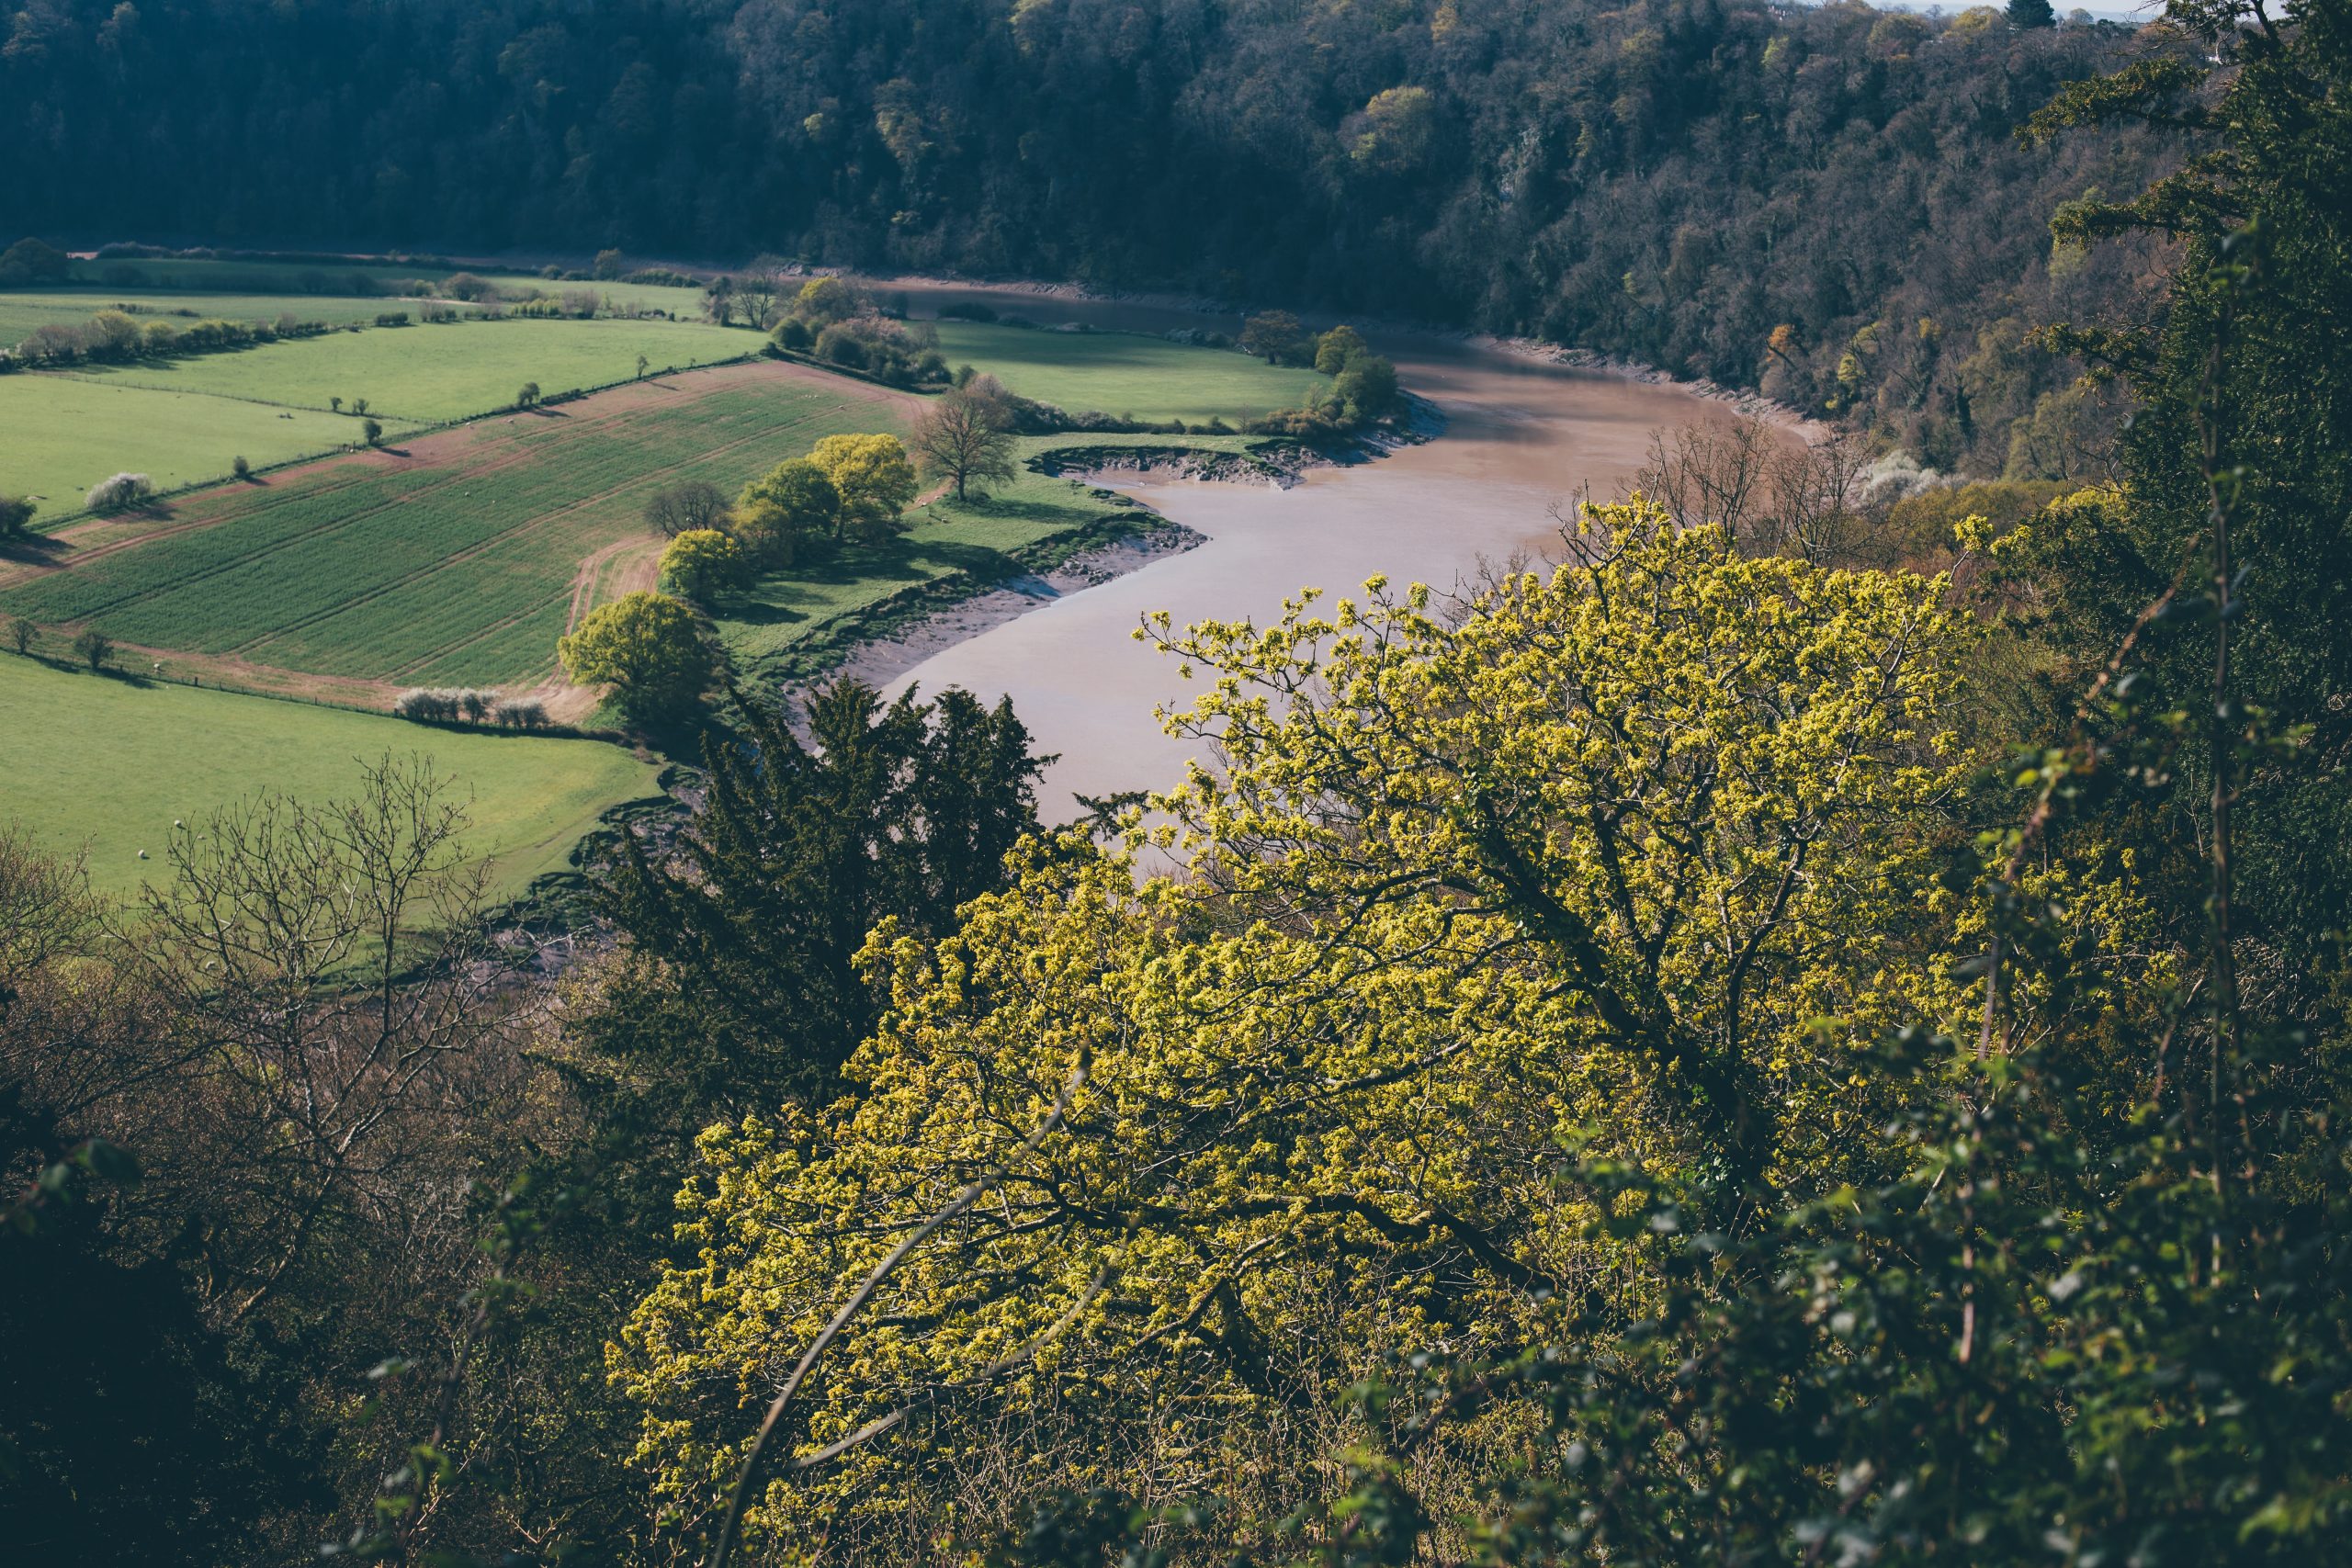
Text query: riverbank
820 514 1205 694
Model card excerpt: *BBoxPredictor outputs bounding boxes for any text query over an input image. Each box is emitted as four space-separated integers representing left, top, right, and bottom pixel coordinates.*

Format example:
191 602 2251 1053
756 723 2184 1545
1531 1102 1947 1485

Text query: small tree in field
657 529 749 604
1241 310 1313 366
329 396 343 414
644 480 727 537
362 418 383 446
8 617 35 656
910 382 1017 502
808 433 918 540
0 493 35 540
350 397 370 417
231 456 252 480
73 628 112 671
557 591 712 720
516 382 541 410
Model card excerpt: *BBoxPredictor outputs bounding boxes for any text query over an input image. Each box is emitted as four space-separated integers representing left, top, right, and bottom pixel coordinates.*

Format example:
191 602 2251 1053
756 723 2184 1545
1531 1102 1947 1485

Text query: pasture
1 362 911 687
55 256 711 317
58 316 752 424
0 653 662 901
931 321 1325 424
0 290 451 348
0 376 384 521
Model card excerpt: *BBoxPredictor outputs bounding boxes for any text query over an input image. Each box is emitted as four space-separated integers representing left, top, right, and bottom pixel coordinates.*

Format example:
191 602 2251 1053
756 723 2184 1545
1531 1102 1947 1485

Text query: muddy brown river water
865 282 1746 815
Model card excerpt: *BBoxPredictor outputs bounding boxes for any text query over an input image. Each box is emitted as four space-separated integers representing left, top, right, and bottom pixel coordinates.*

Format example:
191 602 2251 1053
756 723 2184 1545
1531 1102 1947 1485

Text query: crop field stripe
189 374 888 678
4 443 555 632
7 382 673 633
368 389 877 680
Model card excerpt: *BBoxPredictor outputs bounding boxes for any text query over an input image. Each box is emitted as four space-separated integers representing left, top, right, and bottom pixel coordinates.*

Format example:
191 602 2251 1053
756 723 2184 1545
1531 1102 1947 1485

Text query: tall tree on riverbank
909 380 1017 502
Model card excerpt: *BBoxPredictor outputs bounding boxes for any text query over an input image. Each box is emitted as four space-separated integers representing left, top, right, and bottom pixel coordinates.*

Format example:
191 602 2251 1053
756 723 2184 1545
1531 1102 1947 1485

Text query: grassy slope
0 291 449 345
56 317 751 423
0 377 379 517
2 368 903 685
931 321 1324 423
0 654 661 900
51 259 709 316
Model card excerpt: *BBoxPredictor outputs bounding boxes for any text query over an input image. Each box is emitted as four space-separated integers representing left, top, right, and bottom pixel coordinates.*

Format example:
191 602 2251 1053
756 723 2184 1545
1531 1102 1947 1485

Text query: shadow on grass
0 531 72 567
927 493 1102 530
711 533 1029 646
6 650 162 688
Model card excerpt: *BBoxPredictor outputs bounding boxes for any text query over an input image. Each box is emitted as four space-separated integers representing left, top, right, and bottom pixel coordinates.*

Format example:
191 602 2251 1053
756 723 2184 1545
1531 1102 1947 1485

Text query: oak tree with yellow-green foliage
612 503 1999 1551
557 590 711 720
808 433 919 542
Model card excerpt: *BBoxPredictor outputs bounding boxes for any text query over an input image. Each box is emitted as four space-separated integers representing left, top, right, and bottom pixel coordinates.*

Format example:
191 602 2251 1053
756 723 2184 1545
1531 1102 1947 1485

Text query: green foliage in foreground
0 654 659 898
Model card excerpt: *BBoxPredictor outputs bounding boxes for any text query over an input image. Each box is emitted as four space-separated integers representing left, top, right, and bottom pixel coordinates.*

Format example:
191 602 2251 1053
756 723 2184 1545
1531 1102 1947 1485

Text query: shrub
1330 352 1399 419
439 271 497 302
72 627 113 671
372 311 411 327
361 418 383 446
231 456 252 480
392 686 503 724
0 493 34 538
813 322 866 369
393 688 454 721
490 696 549 729
84 472 153 513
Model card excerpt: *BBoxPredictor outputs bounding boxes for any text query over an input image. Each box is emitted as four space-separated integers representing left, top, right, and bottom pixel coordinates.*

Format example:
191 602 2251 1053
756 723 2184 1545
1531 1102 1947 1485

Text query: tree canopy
555 590 710 717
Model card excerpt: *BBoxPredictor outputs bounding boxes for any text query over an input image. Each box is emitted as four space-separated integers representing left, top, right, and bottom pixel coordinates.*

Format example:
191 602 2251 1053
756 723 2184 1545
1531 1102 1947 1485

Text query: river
865 282 1745 815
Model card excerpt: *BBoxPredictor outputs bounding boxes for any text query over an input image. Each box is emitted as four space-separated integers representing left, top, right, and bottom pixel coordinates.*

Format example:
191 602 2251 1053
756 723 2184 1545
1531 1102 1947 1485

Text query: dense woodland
6 0 2174 468
7 0 2352 1563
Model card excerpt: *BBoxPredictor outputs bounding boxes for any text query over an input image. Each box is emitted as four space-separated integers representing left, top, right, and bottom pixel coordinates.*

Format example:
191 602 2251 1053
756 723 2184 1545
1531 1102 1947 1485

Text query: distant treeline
3 0 2170 468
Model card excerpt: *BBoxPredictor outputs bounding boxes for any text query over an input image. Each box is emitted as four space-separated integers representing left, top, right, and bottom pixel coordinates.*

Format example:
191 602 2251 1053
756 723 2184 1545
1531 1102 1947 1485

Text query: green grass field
932 321 1324 423
51 258 711 317
2 367 909 685
0 291 460 348
0 653 662 900
58 316 752 424
0 377 385 518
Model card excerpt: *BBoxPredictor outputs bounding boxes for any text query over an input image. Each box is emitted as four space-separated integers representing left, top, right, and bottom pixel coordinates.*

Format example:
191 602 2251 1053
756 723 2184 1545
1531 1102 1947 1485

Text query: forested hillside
5 0 2170 467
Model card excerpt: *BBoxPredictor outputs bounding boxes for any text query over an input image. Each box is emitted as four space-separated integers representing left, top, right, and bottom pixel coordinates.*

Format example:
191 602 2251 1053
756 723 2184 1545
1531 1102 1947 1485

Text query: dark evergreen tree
596 680 1047 1113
